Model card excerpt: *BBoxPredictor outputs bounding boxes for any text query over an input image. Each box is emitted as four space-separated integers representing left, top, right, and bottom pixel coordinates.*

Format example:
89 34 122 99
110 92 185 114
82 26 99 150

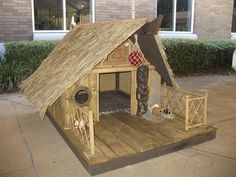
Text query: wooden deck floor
49 112 216 175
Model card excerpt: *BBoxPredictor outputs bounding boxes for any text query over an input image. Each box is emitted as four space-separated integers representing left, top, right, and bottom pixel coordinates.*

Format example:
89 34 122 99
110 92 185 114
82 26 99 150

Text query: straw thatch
20 18 148 119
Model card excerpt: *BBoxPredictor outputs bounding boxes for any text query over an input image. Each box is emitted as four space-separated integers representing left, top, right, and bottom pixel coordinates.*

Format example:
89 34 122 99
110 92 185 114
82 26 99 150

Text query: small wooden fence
161 84 208 130
68 100 95 155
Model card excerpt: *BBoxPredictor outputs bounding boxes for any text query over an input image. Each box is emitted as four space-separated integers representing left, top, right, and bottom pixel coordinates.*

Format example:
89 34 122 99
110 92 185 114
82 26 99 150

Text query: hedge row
162 39 236 75
0 41 56 92
0 39 235 92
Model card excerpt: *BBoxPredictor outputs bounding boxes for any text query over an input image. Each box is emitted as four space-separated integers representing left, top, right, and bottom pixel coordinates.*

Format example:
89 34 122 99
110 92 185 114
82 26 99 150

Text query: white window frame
231 33 236 39
231 2 236 39
31 0 95 40
158 0 196 39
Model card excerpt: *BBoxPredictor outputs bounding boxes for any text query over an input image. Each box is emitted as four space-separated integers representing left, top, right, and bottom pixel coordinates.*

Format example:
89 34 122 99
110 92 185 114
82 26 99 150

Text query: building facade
0 0 236 42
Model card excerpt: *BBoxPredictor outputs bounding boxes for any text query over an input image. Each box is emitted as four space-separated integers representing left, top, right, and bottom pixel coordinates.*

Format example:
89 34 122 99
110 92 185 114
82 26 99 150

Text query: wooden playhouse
20 17 216 175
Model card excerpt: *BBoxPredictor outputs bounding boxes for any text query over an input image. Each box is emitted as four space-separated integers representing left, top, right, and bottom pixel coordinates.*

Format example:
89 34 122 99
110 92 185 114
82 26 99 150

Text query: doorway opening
99 72 131 114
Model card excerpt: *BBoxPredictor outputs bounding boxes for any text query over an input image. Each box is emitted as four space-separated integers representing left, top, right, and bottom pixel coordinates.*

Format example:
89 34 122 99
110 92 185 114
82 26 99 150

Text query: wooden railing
68 99 95 155
161 84 208 130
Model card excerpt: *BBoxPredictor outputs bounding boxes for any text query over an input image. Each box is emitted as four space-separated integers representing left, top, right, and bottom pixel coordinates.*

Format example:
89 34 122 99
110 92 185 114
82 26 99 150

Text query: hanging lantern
128 34 145 67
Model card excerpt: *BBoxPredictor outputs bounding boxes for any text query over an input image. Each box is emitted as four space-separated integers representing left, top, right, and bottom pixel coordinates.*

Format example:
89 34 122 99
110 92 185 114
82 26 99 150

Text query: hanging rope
128 34 145 67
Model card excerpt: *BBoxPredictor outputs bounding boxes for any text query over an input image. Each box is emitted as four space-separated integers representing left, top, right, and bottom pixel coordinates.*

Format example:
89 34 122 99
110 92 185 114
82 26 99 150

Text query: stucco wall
194 0 234 39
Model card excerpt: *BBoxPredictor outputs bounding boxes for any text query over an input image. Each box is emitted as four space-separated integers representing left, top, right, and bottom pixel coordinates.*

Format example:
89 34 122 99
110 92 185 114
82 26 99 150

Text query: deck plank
95 122 136 157
100 115 156 152
163 118 214 140
94 136 118 159
47 112 216 175
116 113 215 146
116 113 173 144
64 129 110 164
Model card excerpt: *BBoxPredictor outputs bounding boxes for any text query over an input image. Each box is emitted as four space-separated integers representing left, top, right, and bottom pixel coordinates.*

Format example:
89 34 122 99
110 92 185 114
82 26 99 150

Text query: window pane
176 0 192 31
66 0 91 30
232 0 236 32
34 0 63 30
157 0 174 31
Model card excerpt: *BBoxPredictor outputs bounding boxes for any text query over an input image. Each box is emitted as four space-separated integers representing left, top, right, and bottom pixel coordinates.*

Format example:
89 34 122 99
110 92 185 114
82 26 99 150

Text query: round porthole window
74 86 91 107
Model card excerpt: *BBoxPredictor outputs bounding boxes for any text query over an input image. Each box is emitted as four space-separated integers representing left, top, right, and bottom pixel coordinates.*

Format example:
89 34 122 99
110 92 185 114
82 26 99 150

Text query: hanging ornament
128 34 145 67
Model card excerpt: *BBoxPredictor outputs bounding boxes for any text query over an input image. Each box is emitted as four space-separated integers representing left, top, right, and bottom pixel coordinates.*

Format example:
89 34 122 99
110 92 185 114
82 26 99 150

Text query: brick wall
95 0 132 22
194 0 234 39
95 0 157 22
0 0 32 42
0 0 234 41
135 0 157 20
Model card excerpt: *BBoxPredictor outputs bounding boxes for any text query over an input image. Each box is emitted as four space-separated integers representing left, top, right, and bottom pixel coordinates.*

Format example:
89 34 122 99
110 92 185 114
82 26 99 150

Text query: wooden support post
185 95 190 131
63 93 71 130
204 92 208 125
163 82 167 107
96 73 100 121
88 73 99 122
115 73 120 90
131 70 137 115
88 111 95 155
147 69 153 93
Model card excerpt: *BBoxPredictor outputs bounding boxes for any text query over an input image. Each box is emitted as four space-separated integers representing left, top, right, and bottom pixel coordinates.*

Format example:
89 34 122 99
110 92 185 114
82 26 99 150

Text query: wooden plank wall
148 69 161 106
48 66 161 128
99 73 116 91
48 73 99 129
119 72 131 95
48 38 162 126
99 72 131 94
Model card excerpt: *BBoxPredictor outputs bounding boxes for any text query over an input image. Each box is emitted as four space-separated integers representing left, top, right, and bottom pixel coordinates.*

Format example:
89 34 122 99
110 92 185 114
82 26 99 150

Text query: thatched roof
20 18 148 119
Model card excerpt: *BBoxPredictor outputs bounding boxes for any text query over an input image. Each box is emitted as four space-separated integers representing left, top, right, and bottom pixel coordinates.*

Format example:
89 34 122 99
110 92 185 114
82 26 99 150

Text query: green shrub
162 39 236 75
0 39 236 92
1 41 56 92
4 40 56 66
0 61 21 93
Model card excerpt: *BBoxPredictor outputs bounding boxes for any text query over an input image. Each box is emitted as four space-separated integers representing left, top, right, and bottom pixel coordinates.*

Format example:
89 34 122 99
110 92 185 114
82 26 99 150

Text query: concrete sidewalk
0 75 236 177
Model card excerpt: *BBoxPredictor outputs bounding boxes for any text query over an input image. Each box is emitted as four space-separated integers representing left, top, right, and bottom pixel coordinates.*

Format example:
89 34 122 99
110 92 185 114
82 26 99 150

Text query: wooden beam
92 66 136 73
135 15 164 35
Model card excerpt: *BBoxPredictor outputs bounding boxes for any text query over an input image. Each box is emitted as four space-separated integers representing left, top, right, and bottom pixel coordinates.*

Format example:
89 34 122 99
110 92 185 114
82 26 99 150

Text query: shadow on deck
48 112 216 175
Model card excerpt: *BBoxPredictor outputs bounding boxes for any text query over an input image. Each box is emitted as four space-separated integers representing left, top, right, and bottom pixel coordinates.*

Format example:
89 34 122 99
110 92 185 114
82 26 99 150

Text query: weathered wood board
47 112 216 175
